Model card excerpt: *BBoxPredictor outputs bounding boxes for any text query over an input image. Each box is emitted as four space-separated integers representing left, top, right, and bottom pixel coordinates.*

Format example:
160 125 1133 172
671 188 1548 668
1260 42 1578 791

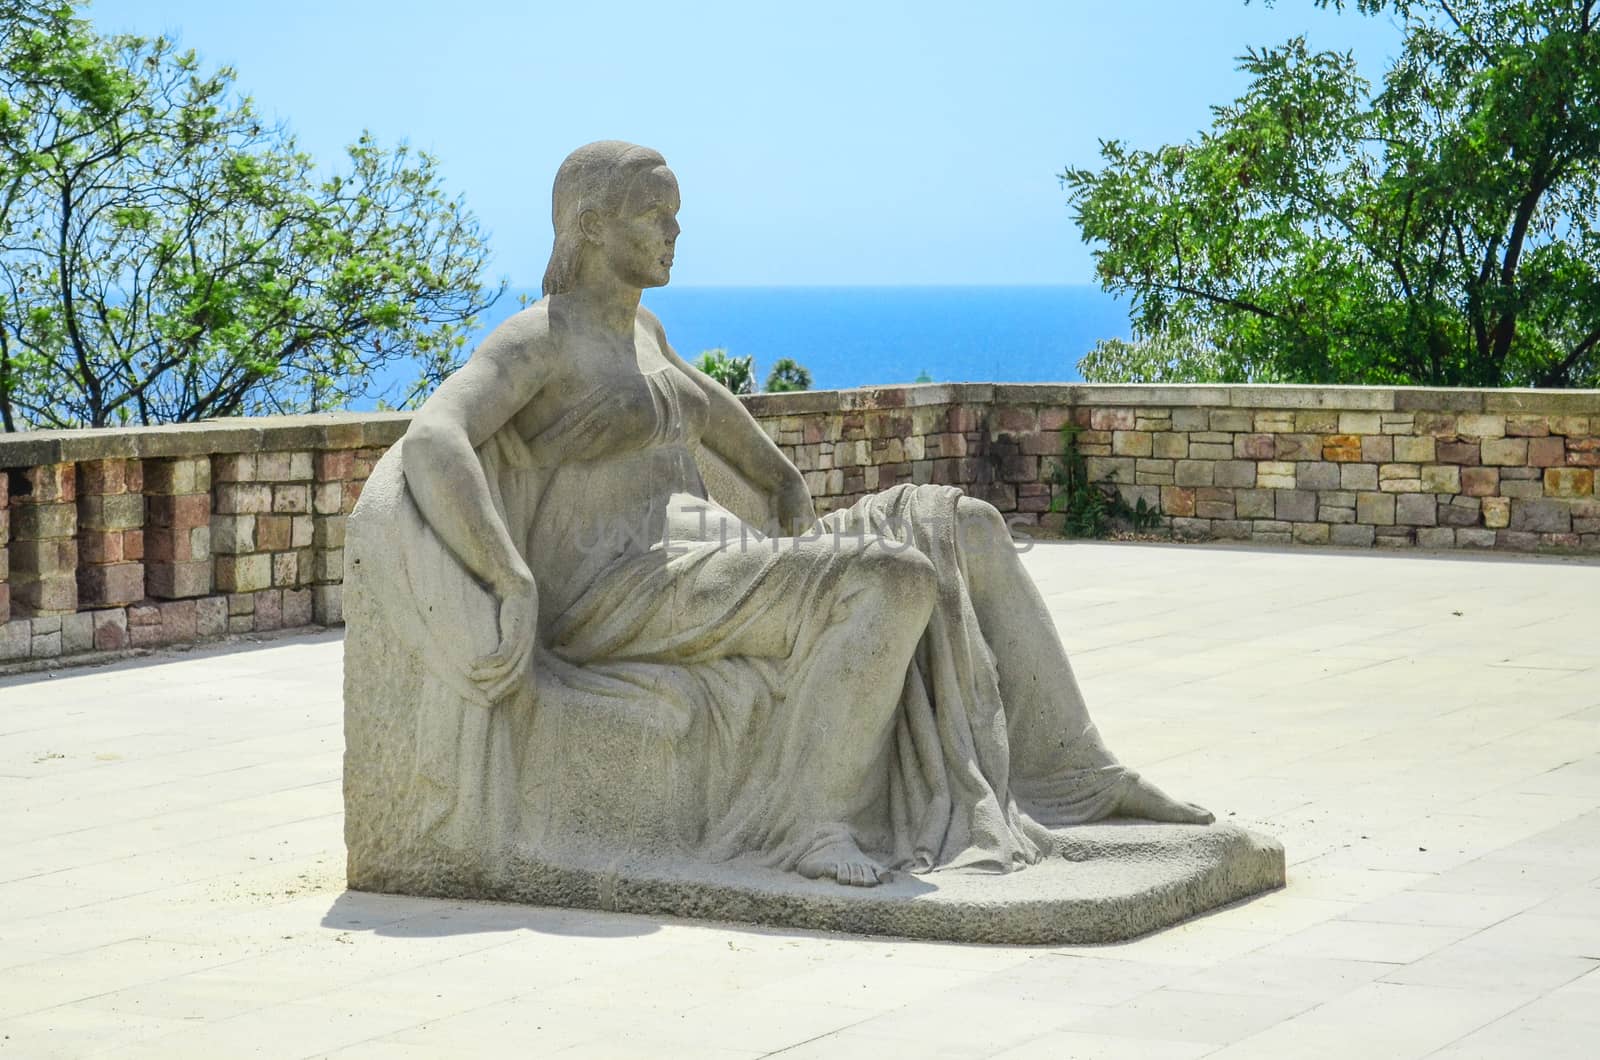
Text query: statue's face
593 165 681 289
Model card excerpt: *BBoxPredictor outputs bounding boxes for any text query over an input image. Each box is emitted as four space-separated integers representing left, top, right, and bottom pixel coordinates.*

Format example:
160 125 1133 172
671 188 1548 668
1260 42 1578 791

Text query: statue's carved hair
542 141 669 297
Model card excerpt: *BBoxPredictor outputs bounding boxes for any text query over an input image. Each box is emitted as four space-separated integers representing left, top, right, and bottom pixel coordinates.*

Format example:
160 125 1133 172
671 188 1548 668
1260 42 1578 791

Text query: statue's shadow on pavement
320 888 664 940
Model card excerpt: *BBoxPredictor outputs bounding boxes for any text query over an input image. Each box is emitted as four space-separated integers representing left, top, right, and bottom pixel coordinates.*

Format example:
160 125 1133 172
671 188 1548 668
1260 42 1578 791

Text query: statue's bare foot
1115 776 1215 825
795 830 891 887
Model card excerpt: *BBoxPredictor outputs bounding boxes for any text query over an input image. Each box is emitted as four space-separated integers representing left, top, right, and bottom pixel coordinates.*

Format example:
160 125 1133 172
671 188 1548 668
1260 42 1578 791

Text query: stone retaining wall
2 384 1595 666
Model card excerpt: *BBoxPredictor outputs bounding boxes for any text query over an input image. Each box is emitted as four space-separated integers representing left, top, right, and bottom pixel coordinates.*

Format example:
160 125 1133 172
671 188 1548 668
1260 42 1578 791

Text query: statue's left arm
642 308 817 534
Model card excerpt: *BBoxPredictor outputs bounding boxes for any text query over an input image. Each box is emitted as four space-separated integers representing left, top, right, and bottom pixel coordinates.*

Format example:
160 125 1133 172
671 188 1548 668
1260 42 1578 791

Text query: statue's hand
774 475 817 536
468 578 538 706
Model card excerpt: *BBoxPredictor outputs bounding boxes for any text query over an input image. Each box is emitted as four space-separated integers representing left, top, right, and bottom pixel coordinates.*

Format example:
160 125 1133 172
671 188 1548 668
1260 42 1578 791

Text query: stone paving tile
0 543 1596 1058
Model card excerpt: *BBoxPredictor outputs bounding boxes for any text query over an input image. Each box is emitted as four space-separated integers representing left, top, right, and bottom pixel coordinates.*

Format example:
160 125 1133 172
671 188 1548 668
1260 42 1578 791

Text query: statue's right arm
401 308 552 703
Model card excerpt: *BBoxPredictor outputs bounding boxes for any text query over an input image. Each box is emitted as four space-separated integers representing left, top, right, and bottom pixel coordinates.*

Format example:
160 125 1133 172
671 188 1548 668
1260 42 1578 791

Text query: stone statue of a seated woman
343 141 1281 942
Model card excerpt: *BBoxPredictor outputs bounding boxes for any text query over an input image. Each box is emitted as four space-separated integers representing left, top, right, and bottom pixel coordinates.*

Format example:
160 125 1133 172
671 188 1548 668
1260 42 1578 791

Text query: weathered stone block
1416 527 1456 549
12 573 76 615
1457 414 1506 440
215 553 273 593
78 562 144 607
1189 442 1234 461
1291 523 1330 545
272 484 311 514
253 589 283 631
1340 464 1379 491
30 629 62 658
1436 439 1480 465
1482 438 1529 466
197 596 228 637
1208 409 1253 432
1112 431 1152 457
11 503 75 540
1295 462 1342 491
1544 468 1595 498
1296 410 1341 433
1505 415 1549 437
1357 492 1396 526
91 608 128 651
256 514 292 552
1551 416 1591 437
215 483 273 515
1413 412 1457 438
1088 408 1134 431
22 464 76 504
1458 466 1498 498
1150 432 1188 460
1509 499 1571 533
1275 490 1317 523
1393 436 1436 463
1394 494 1437 526
1171 408 1208 431
1340 412 1383 435
211 514 256 554
1439 497 1482 528
1256 462 1295 489
1173 460 1215 487
1 618 29 660
1456 528 1496 548
213 453 257 483
10 537 77 575
1421 465 1461 493
1331 523 1375 547
1085 457 1135 485
146 560 211 600
1235 489 1275 519
144 457 210 496
1322 435 1362 462
1482 497 1511 528
1160 486 1196 517
313 583 344 625
1252 411 1295 433
1526 436 1565 468
1361 435 1394 463
1234 434 1274 460
1271 434 1317 461
272 551 299 587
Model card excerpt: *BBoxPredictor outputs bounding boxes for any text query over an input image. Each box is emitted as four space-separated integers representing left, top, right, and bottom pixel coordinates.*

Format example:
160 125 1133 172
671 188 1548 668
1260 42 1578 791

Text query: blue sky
104 1 1402 288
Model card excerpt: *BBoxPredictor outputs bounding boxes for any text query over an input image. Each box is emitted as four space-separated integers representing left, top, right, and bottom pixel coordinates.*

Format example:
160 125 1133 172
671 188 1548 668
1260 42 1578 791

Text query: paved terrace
2 541 1597 1059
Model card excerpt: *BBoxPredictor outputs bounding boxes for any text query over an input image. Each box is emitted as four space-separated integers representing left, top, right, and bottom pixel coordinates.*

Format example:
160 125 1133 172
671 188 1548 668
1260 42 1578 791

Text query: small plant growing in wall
1047 424 1162 538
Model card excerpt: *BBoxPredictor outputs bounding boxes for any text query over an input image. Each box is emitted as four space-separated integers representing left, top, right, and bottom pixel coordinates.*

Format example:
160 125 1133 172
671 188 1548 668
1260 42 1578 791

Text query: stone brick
1135 459 1174 486
256 514 292 552
1456 528 1496 548
1482 438 1529 466
1256 462 1295 489
197 596 228 637
227 592 255 616
1211 519 1251 540
1544 468 1595 498
1209 461 1253 488
1509 499 1571 533
212 453 256 482
144 457 210 495
1296 410 1341 433
1361 435 1394 463
1158 486 1195 517
22 463 76 504
1195 488 1234 520
1378 464 1423 493
1235 434 1275 460
1235 489 1275 519
1112 430 1152 457
1292 523 1330 545
77 459 128 496
1482 497 1511 528
1085 457 1135 485
1174 460 1215 487
272 551 299 587
12 574 76 615
1322 435 1362 462
1340 464 1379 491
0 618 28 661
1527 436 1566 468
256 451 293 481
291 516 315 549
1414 412 1458 437
1189 442 1234 461
313 584 344 625
1421 465 1461 494
1272 434 1318 461
1457 414 1506 439
31 629 62 658
1551 416 1591 437
1295 462 1342 491
77 493 145 532
1151 433 1188 459
215 553 272 593
10 537 77 575
78 562 144 607
1416 527 1456 549
1376 527 1415 548
272 484 310 514
146 493 212 530
1500 479 1544 499
1319 503 1355 524
1276 490 1317 523
1357 492 1396 526
1436 439 1480 465
1393 436 1436 464
1439 497 1482 528
1331 523 1375 548
253 589 283 631
1340 412 1383 434
288 451 314 481
11 503 75 540
313 548 344 582
1088 408 1135 431
61 612 93 654
1252 411 1295 433
211 514 256 554
1505 415 1549 437
1569 438 1600 467
1496 530 1539 550
282 588 313 627
158 599 199 642
215 483 273 514
146 560 211 600
1202 409 1249 432
1381 413 1416 435
313 482 344 516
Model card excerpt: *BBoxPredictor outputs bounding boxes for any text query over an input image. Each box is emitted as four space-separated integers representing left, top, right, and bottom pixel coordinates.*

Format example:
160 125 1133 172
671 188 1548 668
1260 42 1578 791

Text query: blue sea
369 285 1129 403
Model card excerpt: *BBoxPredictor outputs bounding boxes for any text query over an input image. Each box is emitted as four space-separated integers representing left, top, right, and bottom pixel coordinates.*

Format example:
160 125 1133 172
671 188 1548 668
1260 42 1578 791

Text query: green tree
695 348 755 394
0 1 499 429
764 356 812 392
1063 0 1600 388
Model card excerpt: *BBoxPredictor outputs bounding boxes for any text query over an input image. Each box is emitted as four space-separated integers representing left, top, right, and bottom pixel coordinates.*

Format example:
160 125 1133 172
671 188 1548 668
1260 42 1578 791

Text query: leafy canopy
764 356 812 392
0 1 500 429
1063 0 1600 388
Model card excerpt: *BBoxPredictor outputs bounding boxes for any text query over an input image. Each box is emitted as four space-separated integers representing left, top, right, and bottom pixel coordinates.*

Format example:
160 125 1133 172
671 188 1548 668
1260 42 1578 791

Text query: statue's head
543 141 679 297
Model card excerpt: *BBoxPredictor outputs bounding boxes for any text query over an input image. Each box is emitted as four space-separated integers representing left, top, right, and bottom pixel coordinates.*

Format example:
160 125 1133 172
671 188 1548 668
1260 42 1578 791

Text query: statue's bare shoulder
414 301 557 447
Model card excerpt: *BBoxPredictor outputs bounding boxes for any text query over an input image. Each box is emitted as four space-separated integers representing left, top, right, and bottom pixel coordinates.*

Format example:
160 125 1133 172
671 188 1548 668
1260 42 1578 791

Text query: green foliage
764 356 812 392
0 1 500 429
1077 331 1232 383
1047 425 1162 538
1063 0 1600 389
913 368 934 383
695 348 755 394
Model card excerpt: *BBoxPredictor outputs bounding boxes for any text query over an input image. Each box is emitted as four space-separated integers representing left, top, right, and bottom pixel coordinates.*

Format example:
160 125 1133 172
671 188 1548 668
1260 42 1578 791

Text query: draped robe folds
351 364 1134 879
